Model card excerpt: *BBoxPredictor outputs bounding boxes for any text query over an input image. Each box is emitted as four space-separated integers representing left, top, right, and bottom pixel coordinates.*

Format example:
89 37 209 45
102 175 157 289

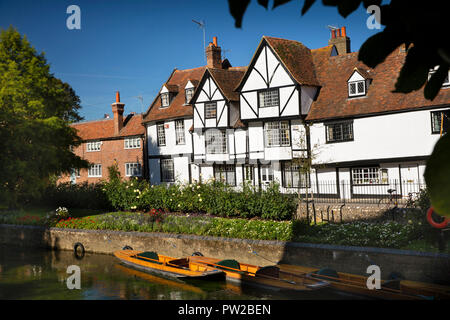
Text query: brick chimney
328 26 351 55
206 36 222 69
111 91 125 136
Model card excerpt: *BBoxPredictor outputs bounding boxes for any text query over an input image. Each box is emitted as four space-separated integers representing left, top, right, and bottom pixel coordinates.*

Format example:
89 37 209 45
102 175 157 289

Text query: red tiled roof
72 113 144 141
264 36 320 87
307 47 450 121
143 66 206 122
208 66 247 102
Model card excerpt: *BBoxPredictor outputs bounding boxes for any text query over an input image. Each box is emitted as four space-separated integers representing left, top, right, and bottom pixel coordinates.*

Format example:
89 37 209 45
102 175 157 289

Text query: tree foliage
0 26 89 207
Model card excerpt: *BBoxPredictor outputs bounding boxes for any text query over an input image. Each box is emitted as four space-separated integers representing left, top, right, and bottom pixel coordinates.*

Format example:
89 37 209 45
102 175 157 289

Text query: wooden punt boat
278 264 450 300
114 264 205 295
113 250 224 280
189 255 329 292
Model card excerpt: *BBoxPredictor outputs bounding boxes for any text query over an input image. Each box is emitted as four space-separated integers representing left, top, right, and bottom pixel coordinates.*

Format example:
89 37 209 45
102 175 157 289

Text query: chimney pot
331 29 336 39
112 91 125 135
328 26 350 55
206 36 222 69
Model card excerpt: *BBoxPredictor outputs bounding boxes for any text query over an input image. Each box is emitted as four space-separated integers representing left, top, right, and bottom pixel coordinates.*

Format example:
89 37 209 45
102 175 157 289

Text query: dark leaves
227 0 251 28
394 46 433 94
273 0 292 9
424 64 449 101
358 29 403 68
301 0 316 15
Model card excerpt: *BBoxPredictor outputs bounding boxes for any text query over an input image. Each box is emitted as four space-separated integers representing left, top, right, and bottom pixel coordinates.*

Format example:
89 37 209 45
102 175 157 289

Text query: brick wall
59 136 144 184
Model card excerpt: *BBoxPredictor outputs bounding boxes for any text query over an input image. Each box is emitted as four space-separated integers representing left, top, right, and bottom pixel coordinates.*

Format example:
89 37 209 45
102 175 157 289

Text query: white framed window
161 93 170 107
348 80 366 97
351 167 388 185
259 89 279 108
157 123 166 146
205 129 227 154
205 102 217 119
282 161 309 188
175 120 185 145
244 165 254 182
86 141 101 152
264 121 290 147
214 164 236 186
260 165 274 185
160 158 174 182
125 163 142 177
326 121 354 143
124 137 141 149
88 164 102 177
185 88 195 104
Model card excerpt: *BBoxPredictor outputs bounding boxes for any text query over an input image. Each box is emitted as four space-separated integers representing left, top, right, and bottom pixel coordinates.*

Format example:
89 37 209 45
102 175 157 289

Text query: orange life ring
426 207 450 229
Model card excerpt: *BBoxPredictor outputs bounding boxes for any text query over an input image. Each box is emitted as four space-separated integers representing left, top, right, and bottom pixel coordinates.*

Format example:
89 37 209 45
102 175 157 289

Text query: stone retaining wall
1 224 449 284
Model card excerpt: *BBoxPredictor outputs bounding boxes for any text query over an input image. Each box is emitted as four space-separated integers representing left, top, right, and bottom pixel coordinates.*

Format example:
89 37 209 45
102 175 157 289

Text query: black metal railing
290 179 426 205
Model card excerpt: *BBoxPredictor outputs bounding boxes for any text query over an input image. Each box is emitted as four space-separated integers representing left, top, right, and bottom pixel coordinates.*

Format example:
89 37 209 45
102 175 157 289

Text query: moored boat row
113 249 450 299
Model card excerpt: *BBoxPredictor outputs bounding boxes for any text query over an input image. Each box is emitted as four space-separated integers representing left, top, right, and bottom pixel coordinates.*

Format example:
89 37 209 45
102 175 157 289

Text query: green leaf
227 0 251 28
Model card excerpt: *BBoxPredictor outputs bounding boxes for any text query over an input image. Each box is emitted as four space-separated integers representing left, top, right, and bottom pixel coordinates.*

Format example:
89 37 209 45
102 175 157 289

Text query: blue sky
0 0 384 121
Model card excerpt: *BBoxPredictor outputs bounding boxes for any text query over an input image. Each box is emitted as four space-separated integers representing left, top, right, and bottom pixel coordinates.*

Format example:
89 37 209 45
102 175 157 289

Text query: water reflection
0 245 367 300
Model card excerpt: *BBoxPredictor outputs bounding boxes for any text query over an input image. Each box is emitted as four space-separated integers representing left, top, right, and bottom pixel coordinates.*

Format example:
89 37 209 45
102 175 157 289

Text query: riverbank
1 223 449 285
1 207 448 254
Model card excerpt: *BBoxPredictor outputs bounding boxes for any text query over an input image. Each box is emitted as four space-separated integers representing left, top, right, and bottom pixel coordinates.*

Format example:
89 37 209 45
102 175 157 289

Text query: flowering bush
55 207 69 218
102 169 296 221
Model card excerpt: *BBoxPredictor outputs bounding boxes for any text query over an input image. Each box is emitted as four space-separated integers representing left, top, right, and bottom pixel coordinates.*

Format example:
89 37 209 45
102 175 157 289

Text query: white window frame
258 88 279 108
205 129 227 154
351 167 388 185
264 121 290 147
282 161 309 188
157 123 166 146
160 158 174 182
205 102 217 119
175 120 185 145
160 93 170 107
88 164 102 177
348 80 366 97
125 163 142 177
86 141 101 152
124 137 141 149
214 164 236 186
185 88 195 104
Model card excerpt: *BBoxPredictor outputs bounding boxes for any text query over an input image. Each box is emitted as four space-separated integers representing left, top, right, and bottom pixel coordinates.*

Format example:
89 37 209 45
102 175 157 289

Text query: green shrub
102 172 296 221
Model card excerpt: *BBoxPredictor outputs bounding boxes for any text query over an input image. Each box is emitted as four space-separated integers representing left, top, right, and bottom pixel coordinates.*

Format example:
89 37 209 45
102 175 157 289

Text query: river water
0 245 369 300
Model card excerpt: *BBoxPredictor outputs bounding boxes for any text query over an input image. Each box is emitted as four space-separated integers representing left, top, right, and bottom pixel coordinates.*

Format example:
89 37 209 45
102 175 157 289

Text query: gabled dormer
184 80 197 105
191 67 245 129
235 36 320 120
159 84 178 108
347 68 371 98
